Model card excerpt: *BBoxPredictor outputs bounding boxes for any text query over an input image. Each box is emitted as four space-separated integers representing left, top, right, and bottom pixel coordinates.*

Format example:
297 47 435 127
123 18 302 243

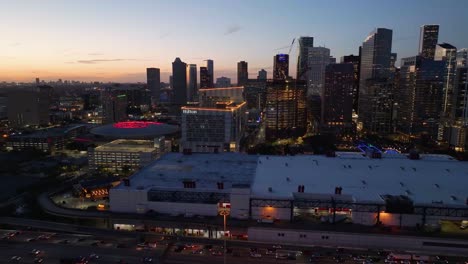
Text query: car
266 248 276 255
77 238 86 242
30 249 41 256
192 249 204 255
211 250 223 256
204 244 213 250
173 245 185 252
272 244 282 249
26 238 36 242
250 253 262 258
287 253 297 260
60 239 69 244
10 256 21 263
89 254 100 260
141 257 153 263
34 258 44 263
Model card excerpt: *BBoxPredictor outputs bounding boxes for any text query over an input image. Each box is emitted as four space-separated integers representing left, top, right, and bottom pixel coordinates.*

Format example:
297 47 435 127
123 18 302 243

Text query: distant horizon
1 0 467 83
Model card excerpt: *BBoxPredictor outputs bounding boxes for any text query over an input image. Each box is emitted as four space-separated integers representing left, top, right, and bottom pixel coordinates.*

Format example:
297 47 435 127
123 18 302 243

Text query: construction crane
287 38 296 55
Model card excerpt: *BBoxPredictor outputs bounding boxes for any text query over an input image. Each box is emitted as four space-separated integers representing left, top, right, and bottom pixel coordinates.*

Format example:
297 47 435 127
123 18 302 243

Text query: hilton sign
182 109 198 114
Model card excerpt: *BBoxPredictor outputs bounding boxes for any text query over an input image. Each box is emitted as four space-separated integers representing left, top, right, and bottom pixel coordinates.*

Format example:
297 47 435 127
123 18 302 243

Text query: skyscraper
200 66 210 89
186 64 197 102
321 63 355 137
265 80 307 140
206 59 214 88
257 69 267 80
341 54 360 113
419 25 439 59
396 56 445 138
307 47 331 95
457 48 468 68
172 57 187 105
435 43 457 119
447 67 468 150
237 61 248 86
296 36 314 80
146 68 160 104
273 54 289 81
358 28 393 133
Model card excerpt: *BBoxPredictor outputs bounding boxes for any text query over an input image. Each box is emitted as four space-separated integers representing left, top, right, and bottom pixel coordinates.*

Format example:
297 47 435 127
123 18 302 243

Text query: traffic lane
0 240 163 264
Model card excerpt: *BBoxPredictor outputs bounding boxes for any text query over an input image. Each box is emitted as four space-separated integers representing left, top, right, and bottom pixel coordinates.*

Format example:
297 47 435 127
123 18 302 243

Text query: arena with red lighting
91 121 179 139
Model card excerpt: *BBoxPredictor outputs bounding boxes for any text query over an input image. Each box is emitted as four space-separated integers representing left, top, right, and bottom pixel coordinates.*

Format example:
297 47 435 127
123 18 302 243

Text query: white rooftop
114 152 258 191
252 152 468 206
95 139 156 153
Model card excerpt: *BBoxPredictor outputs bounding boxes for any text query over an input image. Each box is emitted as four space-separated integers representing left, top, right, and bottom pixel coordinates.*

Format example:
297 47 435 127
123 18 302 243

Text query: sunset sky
1 0 467 83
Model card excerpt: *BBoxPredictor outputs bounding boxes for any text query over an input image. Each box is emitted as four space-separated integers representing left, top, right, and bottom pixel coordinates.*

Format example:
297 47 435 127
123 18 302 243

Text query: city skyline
1 0 467 83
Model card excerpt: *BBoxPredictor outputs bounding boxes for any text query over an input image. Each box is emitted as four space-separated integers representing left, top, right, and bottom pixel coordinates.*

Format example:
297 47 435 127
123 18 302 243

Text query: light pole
219 208 229 264
223 214 227 264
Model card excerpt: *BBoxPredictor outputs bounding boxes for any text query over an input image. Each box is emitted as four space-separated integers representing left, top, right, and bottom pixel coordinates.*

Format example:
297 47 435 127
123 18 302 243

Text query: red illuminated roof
113 121 162 129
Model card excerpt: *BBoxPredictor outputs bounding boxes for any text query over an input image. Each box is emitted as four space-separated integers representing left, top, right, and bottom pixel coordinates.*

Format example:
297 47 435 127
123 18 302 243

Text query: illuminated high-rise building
307 47 331 95
265 80 307 140
358 28 393 133
321 63 355 136
341 53 360 113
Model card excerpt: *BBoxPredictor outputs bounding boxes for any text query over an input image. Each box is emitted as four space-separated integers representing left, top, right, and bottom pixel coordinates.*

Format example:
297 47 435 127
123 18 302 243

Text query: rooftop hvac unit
268 187 273 192
123 178 130 187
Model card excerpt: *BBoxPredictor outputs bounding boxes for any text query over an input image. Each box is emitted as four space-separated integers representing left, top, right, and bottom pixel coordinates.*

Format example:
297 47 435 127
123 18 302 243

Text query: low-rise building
110 152 468 228
88 139 167 173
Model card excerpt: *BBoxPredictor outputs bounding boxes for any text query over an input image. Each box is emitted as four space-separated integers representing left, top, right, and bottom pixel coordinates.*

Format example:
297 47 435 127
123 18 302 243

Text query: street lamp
219 207 230 264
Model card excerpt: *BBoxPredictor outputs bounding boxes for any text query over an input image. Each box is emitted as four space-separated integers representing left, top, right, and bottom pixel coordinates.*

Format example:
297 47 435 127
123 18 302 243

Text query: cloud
224 25 241 35
9 42 21 47
76 58 137 64
88 53 103 56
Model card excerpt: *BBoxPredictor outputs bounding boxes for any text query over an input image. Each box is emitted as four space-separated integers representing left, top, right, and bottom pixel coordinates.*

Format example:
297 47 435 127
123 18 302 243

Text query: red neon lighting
113 121 162 129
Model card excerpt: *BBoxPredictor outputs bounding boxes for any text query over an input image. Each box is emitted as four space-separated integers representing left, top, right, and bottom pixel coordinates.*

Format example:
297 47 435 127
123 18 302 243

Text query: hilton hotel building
181 101 246 153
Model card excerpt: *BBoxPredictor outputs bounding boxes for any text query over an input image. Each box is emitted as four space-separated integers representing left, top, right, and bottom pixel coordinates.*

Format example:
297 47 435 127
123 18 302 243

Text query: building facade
102 89 127 124
307 47 331 96
88 139 163 173
200 66 210 89
7 86 52 127
396 56 445 139
358 28 393 133
187 64 198 102
341 54 361 113
237 61 248 86
172 57 187 105
257 69 267 80
265 80 307 140
215 77 231 88
321 63 355 137
146 68 161 104
419 25 439 60
273 54 289 81
180 102 246 153
198 87 244 107
206 59 214 88
296 36 314 80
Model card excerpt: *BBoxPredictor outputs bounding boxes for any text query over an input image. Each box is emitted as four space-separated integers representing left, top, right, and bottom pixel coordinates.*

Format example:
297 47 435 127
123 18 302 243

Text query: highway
1 228 468 264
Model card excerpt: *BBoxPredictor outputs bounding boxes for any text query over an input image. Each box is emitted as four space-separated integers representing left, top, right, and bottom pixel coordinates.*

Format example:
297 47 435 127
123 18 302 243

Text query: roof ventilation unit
268 187 273 193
